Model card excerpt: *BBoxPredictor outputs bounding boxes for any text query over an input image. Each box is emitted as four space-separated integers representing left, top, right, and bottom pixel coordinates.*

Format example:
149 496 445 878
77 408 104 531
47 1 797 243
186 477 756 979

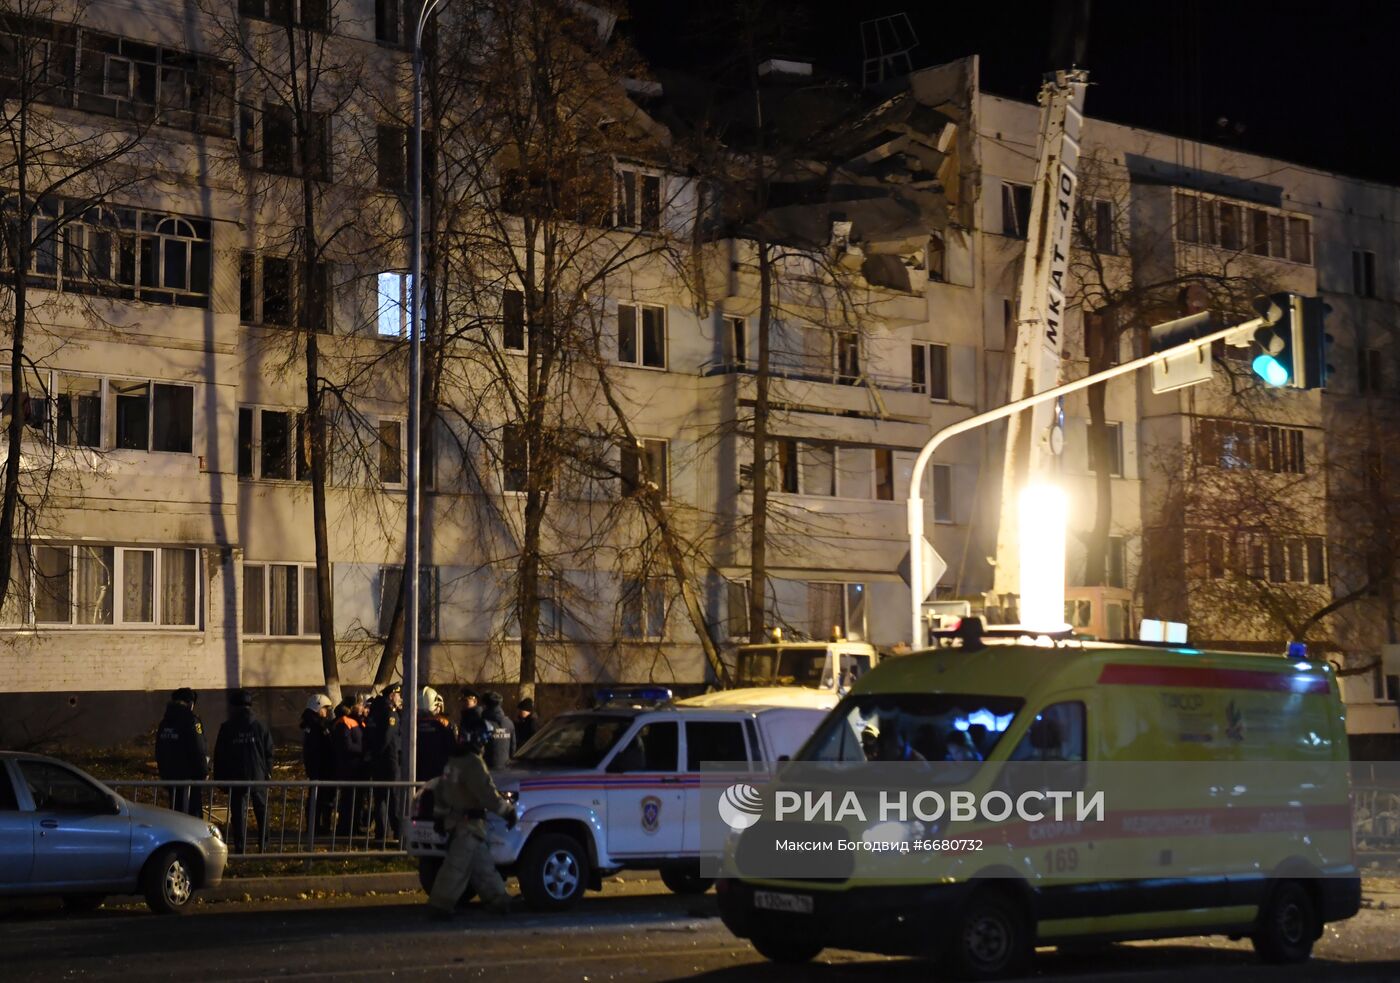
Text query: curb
201 871 422 902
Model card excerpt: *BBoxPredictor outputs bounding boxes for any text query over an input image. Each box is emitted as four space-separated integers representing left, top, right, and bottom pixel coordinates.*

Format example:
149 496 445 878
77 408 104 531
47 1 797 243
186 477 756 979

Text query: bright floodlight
1252 353 1289 386
1019 483 1068 631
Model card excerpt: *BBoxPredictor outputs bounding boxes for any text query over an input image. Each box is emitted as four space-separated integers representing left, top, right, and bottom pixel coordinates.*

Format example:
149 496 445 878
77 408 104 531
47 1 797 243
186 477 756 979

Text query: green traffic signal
1252 353 1290 386
1247 293 1331 390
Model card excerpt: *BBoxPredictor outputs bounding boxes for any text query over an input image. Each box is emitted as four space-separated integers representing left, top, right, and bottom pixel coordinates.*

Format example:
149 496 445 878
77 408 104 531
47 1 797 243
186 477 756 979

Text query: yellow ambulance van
716 636 1361 979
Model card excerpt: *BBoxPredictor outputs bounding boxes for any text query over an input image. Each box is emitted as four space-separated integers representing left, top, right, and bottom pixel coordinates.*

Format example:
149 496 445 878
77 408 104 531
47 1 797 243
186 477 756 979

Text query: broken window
1001 182 1032 239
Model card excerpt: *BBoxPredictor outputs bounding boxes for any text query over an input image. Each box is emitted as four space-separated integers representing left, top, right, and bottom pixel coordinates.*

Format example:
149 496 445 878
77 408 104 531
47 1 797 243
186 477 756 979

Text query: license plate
753 890 813 914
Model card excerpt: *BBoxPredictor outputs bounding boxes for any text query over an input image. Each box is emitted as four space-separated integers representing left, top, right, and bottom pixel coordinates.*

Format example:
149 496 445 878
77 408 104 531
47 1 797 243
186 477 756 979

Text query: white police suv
407 700 825 910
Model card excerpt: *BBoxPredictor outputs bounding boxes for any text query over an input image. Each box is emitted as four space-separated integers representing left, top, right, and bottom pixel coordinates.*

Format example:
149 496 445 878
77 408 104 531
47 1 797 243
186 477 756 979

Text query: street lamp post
402 0 448 810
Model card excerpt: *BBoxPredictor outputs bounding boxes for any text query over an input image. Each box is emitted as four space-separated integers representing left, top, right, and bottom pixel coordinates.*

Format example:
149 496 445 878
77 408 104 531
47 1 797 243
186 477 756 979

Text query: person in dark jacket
365 683 405 840
330 695 366 837
513 697 538 746
480 692 516 770
458 689 482 738
155 687 208 818
300 693 335 836
212 689 274 853
416 686 457 781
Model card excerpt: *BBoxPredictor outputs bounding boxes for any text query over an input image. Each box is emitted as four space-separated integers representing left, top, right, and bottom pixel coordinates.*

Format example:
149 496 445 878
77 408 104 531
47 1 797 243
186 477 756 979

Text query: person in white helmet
301 693 335 837
417 685 457 781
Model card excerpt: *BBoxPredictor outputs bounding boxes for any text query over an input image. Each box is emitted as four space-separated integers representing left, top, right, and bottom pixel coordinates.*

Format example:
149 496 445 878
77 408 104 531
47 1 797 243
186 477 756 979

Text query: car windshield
736 647 869 688
797 692 1024 765
512 713 633 769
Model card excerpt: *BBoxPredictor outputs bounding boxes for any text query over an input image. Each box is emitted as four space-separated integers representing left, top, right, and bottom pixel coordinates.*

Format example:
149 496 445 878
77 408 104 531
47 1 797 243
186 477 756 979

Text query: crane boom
991 68 1088 602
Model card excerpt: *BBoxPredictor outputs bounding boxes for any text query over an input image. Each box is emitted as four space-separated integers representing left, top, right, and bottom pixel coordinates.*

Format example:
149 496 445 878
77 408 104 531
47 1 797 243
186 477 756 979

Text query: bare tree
198 0 367 701
1 0 163 614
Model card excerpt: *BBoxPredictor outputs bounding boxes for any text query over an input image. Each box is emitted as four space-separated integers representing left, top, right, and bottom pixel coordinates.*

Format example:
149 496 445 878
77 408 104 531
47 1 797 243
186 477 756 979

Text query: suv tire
518 832 589 911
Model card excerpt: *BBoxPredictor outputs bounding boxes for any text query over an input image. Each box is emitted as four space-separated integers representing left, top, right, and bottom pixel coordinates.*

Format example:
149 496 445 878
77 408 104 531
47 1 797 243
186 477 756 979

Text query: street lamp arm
416 0 449 49
906 315 1262 646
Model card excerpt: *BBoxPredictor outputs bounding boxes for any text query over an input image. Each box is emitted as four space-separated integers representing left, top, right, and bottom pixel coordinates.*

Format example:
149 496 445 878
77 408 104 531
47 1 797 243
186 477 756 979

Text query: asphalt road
5 878 1400 982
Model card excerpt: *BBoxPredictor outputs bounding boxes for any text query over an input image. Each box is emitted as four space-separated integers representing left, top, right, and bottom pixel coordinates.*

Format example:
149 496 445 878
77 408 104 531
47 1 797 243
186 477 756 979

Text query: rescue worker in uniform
458 689 482 737
300 693 335 837
155 687 208 817
213 689 274 853
330 696 366 837
417 686 457 782
427 718 518 917
480 691 516 770
365 682 404 841
513 697 538 745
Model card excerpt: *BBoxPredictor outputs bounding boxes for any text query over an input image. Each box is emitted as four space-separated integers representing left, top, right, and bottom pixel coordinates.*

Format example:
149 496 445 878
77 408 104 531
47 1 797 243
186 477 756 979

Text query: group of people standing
155 682 542 855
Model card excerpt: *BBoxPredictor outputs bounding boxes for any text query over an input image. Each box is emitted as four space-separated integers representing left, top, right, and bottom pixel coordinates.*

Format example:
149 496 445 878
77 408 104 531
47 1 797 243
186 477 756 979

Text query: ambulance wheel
751 935 823 964
660 864 714 895
1251 880 1318 964
949 888 1031 980
519 832 589 911
416 857 475 906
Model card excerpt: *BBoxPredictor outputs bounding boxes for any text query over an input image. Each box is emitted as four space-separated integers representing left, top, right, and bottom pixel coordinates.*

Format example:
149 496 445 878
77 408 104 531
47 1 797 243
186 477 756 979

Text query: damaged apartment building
3 3 1397 745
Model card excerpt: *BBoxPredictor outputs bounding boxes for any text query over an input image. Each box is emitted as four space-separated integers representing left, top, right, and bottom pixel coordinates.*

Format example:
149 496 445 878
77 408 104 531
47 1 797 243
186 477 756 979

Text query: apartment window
239 0 327 29
724 315 747 368
377 419 404 485
505 572 562 639
1217 203 1242 251
801 443 836 497
726 580 751 639
55 375 100 447
502 289 526 351
238 406 310 481
808 582 866 643
1077 198 1115 253
243 103 332 181
777 438 799 494
3 372 191 454
66 29 234 137
1358 348 1385 394
1196 418 1305 474
375 0 402 44
912 342 949 400
23 201 211 308
1353 250 1377 298
241 253 329 332
875 449 895 501
377 565 437 639
376 271 411 338
621 438 668 498
2 543 199 628
242 562 318 637
621 576 667 639
374 123 433 193
1001 181 1032 239
930 463 952 522
1174 191 1311 264
615 168 661 231
618 303 666 368
107 380 193 454
502 423 528 492
835 332 860 385
1107 535 1127 589
1088 421 1123 477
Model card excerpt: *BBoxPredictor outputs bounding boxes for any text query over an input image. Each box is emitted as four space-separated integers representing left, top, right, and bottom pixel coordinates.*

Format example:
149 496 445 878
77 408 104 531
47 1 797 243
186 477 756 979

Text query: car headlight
208 823 224 841
862 819 925 847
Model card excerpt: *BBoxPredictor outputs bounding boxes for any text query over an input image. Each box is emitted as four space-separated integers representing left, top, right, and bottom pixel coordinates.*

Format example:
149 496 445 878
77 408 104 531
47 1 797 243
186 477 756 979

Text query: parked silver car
0 751 227 913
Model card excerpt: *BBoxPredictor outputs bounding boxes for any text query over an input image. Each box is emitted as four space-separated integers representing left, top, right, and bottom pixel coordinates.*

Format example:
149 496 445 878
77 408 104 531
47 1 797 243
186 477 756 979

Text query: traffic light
1249 293 1332 390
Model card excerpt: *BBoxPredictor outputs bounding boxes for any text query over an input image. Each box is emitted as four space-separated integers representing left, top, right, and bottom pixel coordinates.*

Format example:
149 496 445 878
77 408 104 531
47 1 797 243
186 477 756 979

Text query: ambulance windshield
514 713 633 768
798 693 1024 765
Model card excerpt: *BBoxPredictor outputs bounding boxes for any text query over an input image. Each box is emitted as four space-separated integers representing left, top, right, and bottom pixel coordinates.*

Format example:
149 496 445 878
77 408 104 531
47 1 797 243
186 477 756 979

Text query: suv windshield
798 693 1024 764
513 713 633 769
736 646 870 688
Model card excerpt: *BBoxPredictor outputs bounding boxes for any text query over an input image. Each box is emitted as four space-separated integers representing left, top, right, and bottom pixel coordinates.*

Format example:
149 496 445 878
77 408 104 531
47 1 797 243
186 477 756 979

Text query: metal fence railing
110 780 424 861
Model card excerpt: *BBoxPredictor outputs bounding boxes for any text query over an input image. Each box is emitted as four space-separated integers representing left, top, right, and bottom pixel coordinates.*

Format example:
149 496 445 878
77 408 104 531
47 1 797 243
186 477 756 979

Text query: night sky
626 0 1397 185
